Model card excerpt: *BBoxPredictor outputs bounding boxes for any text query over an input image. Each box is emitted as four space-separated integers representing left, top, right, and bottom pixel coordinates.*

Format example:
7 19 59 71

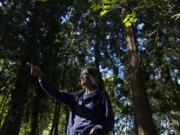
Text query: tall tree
89 0 157 134
122 2 156 134
0 1 33 133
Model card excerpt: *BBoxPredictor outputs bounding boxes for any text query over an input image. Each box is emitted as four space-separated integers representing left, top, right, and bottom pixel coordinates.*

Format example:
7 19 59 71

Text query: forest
0 0 180 135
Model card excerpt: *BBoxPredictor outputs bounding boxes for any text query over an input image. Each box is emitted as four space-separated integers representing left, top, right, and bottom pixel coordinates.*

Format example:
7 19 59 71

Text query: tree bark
49 66 67 135
160 67 180 134
124 24 156 135
0 62 30 135
49 103 60 135
0 95 9 127
65 106 69 134
30 90 41 135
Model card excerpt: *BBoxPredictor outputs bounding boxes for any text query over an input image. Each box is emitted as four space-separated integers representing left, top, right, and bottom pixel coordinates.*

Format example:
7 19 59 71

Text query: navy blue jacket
39 77 114 135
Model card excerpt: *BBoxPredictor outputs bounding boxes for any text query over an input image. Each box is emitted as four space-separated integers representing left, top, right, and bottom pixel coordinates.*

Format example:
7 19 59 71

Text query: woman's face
80 72 88 86
80 71 92 88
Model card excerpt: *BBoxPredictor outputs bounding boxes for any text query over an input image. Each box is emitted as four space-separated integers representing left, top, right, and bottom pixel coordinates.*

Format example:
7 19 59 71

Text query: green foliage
100 9 110 16
89 0 119 16
89 0 138 27
123 13 137 27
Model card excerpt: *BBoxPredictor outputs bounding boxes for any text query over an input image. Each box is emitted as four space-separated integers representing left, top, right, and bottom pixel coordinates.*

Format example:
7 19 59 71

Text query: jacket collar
83 90 98 100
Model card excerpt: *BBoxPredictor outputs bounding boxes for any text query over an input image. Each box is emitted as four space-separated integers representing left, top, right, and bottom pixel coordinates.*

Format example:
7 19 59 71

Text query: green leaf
100 10 109 16
125 22 132 27
131 13 136 17
91 3 102 12
129 17 137 23
102 0 118 4
123 12 137 27
102 0 112 4
103 5 112 10
123 17 128 23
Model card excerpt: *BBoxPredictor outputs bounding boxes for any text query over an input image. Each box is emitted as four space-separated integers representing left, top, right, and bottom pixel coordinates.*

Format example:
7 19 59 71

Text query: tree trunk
0 62 30 135
54 104 60 135
30 90 41 135
0 96 9 127
49 66 67 135
124 25 156 135
49 103 61 135
65 106 69 134
160 67 180 134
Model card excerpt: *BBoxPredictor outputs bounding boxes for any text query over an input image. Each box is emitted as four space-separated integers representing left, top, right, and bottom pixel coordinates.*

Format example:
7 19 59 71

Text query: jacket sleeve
93 91 114 134
39 76 75 106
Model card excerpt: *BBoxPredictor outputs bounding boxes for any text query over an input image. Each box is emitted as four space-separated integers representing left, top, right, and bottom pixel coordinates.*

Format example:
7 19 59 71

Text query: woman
27 63 114 135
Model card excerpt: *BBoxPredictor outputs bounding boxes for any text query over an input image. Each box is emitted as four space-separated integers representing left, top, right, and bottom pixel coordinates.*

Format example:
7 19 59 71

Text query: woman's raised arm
27 63 75 105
